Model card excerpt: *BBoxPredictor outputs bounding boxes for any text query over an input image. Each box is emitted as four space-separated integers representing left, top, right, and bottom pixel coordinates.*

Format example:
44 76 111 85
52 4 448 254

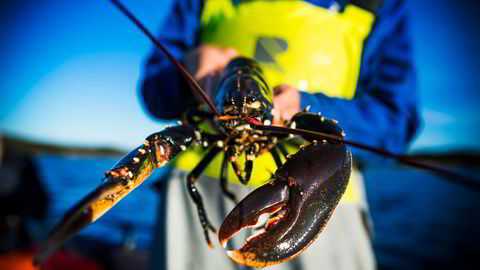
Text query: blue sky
0 0 479 153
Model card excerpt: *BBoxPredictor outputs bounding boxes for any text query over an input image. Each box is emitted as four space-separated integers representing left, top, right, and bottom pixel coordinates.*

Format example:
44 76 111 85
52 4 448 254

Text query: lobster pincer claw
218 180 290 247
219 142 352 268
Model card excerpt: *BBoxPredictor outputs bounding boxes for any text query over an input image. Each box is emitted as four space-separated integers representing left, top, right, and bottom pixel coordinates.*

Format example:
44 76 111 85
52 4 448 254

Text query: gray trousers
151 169 375 270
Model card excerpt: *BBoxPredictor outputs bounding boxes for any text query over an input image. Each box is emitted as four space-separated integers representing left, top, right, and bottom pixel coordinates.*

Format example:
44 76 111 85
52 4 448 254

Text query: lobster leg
186 146 222 248
219 116 352 267
230 143 258 185
276 143 290 159
270 148 283 168
220 153 237 203
34 125 195 265
243 144 257 184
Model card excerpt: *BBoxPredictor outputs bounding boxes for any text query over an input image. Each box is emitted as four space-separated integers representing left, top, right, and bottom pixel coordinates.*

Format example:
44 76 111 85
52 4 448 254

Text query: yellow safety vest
174 0 375 203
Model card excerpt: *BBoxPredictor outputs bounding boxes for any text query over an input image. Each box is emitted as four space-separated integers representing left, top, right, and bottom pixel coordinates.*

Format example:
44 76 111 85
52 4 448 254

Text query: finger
272 107 282 126
273 84 293 96
194 47 238 80
195 55 231 80
273 92 294 110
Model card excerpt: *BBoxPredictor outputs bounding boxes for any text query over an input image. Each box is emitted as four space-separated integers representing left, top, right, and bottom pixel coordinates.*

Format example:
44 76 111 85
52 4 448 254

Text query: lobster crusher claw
219 141 352 267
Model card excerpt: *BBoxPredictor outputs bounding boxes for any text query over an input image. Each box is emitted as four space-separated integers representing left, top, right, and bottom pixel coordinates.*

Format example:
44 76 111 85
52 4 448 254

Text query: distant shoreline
3 134 126 157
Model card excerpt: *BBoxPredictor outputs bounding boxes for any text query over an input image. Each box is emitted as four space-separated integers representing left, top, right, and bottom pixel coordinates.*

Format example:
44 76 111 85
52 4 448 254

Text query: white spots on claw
138 148 146 155
323 139 327 144
194 131 202 141
159 145 165 155
332 119 339 124
107 170 118 178
203 141 209 147
341 131 346 137
305 105 311 112
290 121 296 129
320 116 325 122
180 145 187 151
253 143 260 152
144 140 150 147
128 171 133 179
216 141 224 147
264 119 271 125
133 157 140 163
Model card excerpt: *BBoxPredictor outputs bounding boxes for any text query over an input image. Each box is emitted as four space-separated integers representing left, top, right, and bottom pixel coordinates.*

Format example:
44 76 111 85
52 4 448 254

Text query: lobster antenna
251 123 480 191
109 0 220 116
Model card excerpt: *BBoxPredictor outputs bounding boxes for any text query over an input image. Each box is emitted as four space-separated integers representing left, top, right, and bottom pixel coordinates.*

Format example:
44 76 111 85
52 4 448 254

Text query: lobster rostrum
34 0 479 268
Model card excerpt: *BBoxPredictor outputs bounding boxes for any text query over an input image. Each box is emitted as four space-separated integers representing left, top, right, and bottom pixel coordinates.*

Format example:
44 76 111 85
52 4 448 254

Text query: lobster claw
219 142 352 268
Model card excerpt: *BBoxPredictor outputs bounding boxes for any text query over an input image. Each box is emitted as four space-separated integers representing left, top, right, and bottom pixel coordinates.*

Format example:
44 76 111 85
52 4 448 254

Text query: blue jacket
141 0 420 163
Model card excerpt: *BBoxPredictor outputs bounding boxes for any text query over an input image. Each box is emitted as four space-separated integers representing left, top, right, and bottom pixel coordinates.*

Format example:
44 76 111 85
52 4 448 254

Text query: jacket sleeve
140 0 203 120
300 0 420 163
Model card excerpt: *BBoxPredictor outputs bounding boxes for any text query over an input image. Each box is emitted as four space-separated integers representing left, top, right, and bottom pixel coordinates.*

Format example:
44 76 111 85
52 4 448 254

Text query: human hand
183 45 238 99
272 84 301 126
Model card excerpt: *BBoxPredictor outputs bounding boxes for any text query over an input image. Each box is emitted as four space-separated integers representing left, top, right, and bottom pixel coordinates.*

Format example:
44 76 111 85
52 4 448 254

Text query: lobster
34 0 478 268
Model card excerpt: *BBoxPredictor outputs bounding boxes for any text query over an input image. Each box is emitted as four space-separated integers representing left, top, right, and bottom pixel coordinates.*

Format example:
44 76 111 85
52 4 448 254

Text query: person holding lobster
141 0 419 269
